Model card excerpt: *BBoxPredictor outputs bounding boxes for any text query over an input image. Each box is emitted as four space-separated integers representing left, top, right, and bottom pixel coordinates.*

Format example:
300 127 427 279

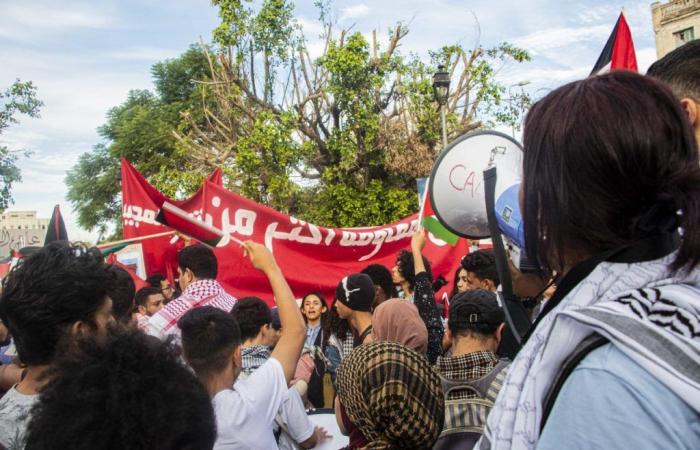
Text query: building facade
651 0 700 57
0 211 49 258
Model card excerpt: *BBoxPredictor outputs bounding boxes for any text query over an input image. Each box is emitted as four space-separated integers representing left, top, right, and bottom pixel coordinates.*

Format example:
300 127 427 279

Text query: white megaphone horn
428 130 533 355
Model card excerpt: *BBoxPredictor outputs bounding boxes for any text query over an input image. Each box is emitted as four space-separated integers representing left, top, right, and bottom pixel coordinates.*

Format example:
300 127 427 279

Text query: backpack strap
439 358 510 400
540 333 609 431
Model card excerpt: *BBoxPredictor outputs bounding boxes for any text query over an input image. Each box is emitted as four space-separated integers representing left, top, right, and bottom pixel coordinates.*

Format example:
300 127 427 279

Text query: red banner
121 159 468 305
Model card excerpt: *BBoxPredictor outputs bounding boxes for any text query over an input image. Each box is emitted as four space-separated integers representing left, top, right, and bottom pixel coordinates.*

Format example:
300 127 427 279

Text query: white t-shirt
213 358 289 450
277 388 315 450
0 385 39 450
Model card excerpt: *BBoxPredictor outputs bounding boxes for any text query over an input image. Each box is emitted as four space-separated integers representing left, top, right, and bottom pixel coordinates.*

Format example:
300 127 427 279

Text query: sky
0 0 661 242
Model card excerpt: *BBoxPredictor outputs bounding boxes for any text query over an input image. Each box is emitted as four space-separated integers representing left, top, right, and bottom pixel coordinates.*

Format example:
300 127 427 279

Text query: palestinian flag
420 179 459 246
45 205 68 243
156 202 225 247
590 12 638 75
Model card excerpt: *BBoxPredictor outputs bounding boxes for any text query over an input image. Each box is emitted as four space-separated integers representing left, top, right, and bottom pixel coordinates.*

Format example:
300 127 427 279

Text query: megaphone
428 130 533 271
493 182 538 272
428 130 533 356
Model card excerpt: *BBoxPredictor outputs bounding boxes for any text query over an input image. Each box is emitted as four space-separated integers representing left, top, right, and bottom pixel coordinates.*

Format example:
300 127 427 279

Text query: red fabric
121 159 223 279
107 256 150 291
121 160 468 305
611 13 637 72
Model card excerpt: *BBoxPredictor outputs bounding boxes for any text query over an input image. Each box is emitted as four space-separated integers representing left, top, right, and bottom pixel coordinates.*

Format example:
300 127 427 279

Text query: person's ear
70 320 88 337
495 323 506 346
231 345 241 371
137 305 147 315
680 97 698 128
483 279 496 292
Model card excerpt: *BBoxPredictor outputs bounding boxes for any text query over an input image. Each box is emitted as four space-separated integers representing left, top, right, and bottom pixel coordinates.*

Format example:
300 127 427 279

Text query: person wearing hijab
371 299 428 355
334 341 444 449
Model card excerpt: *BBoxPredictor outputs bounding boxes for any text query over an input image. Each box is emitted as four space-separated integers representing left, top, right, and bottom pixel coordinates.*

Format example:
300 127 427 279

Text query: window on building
674 27 695 47
42 225 46 230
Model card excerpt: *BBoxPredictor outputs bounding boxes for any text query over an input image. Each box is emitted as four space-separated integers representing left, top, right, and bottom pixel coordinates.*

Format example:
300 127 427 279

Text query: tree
0 79 43 210
65 46 214 239
176 0 531 226
68 1 531 236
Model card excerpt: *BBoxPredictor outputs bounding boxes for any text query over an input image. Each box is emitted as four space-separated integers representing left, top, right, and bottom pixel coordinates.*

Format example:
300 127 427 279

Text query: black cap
450 289 504 325
335 273 375 312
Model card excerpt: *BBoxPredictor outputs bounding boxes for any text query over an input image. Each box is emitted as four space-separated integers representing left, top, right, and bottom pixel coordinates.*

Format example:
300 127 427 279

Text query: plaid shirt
147 279 237 340
436 350 499 400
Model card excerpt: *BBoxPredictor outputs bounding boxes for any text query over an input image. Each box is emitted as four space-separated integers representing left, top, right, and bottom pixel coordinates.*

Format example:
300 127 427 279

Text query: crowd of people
0 41 698 450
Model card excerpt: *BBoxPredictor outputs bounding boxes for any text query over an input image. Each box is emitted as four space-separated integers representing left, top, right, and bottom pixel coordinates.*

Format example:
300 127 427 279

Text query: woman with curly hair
390 231 444 364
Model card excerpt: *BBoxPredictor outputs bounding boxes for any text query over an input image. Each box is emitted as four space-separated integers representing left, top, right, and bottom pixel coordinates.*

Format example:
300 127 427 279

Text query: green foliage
0 79 43 210
69 2 533 236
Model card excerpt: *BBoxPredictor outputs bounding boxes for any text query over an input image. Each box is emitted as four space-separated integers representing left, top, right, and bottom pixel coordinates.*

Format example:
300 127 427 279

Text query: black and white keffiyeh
479 250 700 449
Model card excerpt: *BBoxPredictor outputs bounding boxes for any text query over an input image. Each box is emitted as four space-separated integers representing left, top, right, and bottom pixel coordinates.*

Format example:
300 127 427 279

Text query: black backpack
433 360 510 450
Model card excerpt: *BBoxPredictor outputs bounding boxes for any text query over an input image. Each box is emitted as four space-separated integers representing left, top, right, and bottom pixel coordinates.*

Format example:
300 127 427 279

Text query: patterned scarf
336 341 444 450
479 251 700 449
240 345 272 375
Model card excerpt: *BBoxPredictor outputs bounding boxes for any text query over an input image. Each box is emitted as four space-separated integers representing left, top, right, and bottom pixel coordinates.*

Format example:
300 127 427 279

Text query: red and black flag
590 12 638 75
45 204 68 243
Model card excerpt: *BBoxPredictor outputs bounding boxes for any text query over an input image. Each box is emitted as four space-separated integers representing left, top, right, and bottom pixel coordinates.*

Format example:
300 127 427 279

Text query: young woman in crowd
390 231 444 364
480 71 700 449
334 341 444 449
298 292 332 408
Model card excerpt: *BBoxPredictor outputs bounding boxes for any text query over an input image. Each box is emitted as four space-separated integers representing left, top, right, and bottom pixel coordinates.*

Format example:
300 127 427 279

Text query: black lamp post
432 65 450 148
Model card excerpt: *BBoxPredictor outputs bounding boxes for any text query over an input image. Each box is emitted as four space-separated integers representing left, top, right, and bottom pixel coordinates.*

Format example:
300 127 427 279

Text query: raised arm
243 241 306 382
410 230 444 364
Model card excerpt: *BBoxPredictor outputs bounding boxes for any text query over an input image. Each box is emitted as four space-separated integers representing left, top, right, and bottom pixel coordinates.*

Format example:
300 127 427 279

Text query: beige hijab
372 298 428 355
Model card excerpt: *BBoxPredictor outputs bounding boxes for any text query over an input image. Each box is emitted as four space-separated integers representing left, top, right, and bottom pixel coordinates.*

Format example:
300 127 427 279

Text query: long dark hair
301 292 331 348
522 71 700 273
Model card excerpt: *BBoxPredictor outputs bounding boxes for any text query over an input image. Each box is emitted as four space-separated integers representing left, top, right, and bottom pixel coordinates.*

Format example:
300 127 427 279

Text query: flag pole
417 177 430 232
96 231 176 248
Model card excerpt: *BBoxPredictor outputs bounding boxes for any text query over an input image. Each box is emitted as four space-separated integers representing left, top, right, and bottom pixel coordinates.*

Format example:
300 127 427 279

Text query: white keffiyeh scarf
480 250 700 450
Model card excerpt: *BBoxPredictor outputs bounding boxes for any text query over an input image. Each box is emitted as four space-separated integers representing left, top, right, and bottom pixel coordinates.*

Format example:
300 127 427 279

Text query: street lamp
507 80 530 137
432 65 450 148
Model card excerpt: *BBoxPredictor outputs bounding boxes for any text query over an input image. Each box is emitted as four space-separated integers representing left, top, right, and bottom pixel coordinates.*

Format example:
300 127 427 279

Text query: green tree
68 1 532 235
0 79 43 210
178 0 531 227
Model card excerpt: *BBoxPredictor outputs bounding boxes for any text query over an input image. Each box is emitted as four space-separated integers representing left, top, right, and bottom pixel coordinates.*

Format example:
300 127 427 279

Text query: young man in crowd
22 330 216 450
179 241 308 450
460 249 499 292
361 264 398 309
148 244 236 340
146 274 175 302
434 289 509 448
333 273 376 346
134 287 166 333
232 297 327 450
647 40 700 148
0 242 114 449
106 264 136 326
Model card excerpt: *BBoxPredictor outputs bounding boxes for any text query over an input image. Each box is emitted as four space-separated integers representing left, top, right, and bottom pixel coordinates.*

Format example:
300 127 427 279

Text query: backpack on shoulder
433 360 510 450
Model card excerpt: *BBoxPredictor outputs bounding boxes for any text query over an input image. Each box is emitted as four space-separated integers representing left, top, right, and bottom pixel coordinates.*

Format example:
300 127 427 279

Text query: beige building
0 211 49 231
651 0 700 57
0 211 49 258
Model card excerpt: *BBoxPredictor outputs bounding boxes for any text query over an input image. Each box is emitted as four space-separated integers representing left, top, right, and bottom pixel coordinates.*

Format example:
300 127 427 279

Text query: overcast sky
0 0 660 241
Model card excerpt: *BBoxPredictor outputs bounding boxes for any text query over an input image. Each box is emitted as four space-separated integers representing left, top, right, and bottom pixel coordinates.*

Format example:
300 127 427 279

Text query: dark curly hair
0 242 111 366
106 264 136 324
24 330 216 450
231 296 271 342
461 249 499 288
395 250 432 291
361 264 399 300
